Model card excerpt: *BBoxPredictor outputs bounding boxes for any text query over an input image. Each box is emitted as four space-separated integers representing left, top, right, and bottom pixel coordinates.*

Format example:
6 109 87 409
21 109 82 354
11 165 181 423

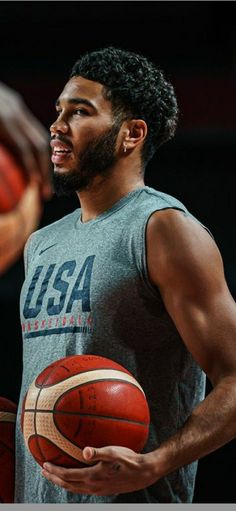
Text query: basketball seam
53 379 145 416
24 408 149 426
0 412 16 423
33 363 64 464
28 434 85 464
35 366 132 388
0 419 16 424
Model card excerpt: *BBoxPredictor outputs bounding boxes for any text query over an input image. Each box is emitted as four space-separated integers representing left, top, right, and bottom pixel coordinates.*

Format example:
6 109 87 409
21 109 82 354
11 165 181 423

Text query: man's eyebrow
55 97 95 109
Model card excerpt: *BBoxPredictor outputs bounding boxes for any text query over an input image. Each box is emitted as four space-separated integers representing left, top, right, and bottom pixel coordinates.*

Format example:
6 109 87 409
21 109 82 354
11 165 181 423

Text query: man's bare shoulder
147 207 215 253
146 207 223 289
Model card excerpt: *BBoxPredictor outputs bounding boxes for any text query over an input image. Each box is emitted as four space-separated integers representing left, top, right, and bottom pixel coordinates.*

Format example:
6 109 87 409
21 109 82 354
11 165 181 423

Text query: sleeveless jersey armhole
138 206 212 299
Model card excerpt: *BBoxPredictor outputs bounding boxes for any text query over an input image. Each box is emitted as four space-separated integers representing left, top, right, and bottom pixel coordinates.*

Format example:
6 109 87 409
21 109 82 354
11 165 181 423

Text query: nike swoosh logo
39 243 57 256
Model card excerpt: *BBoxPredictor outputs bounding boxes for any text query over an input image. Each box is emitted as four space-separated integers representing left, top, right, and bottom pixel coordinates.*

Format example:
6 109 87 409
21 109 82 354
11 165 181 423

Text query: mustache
51 134 73 149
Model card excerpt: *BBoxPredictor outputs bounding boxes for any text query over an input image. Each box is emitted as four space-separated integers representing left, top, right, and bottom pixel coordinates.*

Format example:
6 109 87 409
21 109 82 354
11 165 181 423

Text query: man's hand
0 82 52 199
41 446 157 496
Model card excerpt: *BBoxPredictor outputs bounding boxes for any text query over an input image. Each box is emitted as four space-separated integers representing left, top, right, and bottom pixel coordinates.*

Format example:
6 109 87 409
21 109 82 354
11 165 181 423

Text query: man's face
50 76 121 195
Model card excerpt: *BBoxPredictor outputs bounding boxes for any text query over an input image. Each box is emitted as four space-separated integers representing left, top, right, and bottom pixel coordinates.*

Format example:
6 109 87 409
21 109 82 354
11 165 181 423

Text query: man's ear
122 119 147 152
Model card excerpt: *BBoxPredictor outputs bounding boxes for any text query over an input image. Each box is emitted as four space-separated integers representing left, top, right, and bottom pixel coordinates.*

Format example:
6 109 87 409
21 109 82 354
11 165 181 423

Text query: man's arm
144 208 236 475
42 208 236 495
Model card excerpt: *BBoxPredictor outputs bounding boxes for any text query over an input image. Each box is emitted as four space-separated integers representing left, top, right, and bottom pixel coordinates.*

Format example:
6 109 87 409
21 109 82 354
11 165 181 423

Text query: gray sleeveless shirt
15 186 206 503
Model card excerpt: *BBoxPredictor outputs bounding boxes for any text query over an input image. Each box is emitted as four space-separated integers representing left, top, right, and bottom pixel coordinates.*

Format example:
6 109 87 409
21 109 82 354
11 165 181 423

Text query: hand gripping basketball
21 355 150 468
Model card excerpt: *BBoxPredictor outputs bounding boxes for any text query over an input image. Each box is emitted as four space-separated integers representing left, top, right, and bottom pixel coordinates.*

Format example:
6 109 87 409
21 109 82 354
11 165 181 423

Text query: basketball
0 144 27 213
21 354 150 468
0 397 17 503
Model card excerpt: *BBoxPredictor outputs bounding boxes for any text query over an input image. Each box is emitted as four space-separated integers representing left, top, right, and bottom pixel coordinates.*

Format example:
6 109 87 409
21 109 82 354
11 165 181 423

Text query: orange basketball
0 397 17 503
21 354 150 468
0 144 27 213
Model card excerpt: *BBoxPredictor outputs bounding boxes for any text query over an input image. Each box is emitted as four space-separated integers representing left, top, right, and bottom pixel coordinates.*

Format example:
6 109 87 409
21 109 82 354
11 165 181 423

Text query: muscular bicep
146 209 236 386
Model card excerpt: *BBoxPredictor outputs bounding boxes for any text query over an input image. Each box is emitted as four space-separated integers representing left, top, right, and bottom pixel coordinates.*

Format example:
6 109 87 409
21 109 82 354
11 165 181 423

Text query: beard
52 124 120 196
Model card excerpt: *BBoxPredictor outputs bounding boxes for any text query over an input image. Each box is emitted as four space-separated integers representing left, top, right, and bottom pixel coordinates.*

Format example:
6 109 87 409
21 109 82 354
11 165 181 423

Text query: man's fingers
41 469 77 491
42 461 105 484
42 463 88 482
0 119 41 180
0 86 52 199
41 465 107 496
83 445 120 463
83 447 97 461
18 109 52 198
42 468 94 494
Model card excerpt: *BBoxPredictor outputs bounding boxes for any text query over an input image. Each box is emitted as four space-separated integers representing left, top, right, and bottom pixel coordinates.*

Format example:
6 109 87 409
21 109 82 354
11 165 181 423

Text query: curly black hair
70 46 178 166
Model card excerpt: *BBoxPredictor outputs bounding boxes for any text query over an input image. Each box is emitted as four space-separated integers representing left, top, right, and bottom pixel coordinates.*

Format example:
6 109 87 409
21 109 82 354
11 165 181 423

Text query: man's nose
50 117 68 134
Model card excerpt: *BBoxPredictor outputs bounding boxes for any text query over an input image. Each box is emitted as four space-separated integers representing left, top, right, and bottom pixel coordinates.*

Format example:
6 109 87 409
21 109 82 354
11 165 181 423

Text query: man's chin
53 185 77 198
52 168 87 196
53 164 71 174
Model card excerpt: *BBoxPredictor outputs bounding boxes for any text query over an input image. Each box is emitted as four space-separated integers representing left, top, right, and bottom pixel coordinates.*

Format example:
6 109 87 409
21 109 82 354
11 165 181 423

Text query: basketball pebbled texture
21 354 150 468
0 144 27 213
0 397 17 503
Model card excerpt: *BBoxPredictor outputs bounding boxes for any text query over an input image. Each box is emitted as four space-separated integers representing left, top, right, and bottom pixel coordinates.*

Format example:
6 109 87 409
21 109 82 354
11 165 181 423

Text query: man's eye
74 108 88 116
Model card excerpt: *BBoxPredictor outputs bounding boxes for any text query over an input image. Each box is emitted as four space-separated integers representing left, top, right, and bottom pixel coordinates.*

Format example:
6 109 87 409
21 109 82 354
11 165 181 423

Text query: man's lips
50 139 73 164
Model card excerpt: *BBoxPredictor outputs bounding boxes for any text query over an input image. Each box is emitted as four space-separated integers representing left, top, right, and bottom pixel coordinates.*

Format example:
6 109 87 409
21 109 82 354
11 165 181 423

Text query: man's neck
77 171 144 223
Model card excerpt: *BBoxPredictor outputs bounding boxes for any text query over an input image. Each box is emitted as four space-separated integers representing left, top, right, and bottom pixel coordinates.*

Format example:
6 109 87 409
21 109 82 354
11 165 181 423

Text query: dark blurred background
0 1 236 503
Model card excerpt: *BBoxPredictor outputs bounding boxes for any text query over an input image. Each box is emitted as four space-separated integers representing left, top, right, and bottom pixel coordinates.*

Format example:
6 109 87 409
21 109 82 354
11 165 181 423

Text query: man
15 46 236 503
0 82 52 273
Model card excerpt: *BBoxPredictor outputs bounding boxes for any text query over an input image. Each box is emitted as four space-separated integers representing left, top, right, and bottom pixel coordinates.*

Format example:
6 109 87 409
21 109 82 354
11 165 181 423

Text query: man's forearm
147 375 236 481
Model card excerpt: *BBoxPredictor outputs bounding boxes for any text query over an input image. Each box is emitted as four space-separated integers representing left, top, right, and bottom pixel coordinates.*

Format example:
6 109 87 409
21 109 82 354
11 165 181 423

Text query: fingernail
88 447 95 458
83 447 92 459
